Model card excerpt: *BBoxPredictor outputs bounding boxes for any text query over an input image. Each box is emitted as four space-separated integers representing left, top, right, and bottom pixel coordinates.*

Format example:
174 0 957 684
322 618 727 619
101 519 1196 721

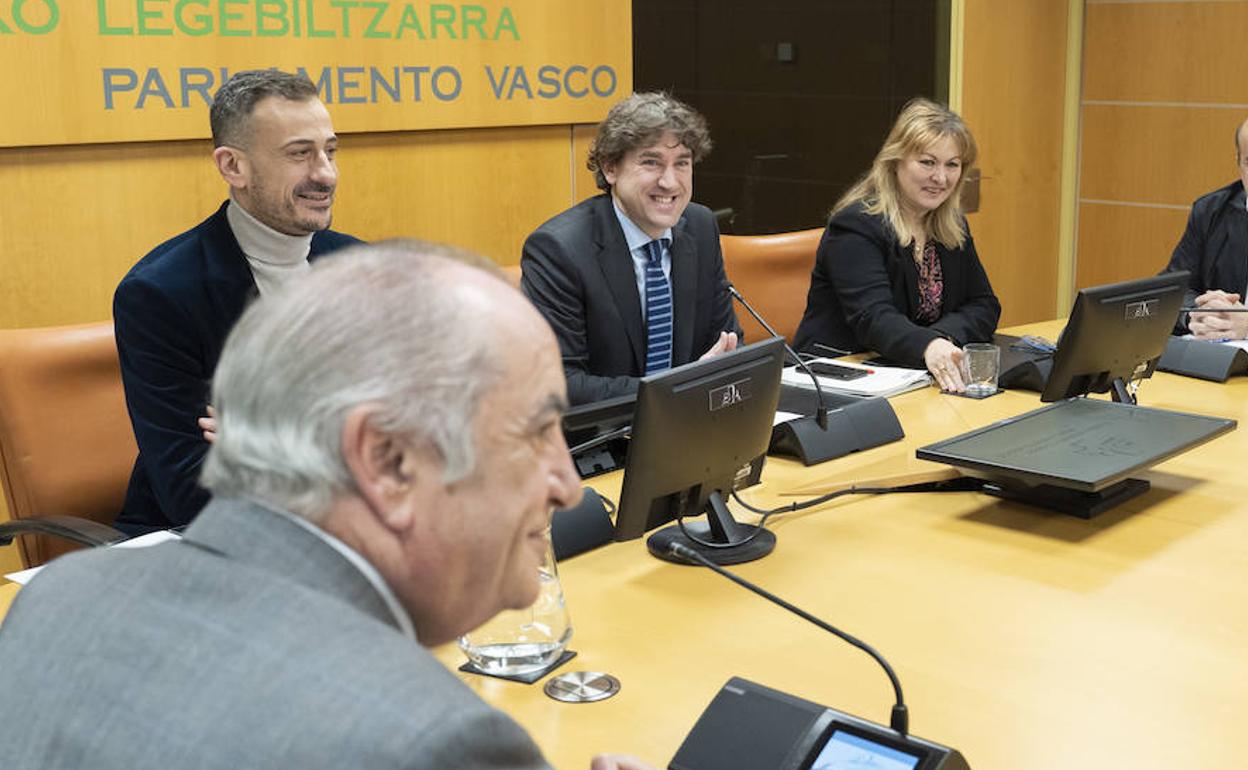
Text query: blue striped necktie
643 238 673 375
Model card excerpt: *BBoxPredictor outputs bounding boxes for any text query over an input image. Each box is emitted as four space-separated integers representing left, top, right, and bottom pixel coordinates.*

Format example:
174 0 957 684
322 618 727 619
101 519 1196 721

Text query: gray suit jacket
0 499 551 770
521 194 741 405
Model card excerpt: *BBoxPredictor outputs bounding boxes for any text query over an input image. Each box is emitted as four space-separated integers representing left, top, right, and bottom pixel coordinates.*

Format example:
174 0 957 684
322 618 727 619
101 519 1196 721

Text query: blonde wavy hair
832 98 978 250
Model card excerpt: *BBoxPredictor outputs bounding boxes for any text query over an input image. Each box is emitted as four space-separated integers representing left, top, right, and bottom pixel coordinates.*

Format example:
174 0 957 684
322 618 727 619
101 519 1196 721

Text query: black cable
657 478 987 551
732 485 902 517
674 483 925 551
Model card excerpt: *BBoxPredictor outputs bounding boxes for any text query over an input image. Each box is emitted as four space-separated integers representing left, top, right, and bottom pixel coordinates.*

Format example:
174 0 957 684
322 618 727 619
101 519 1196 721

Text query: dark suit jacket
793 205 1000 368
521 194 741 405
1163 180 1248 332
112 202 359 534
0 498 551 770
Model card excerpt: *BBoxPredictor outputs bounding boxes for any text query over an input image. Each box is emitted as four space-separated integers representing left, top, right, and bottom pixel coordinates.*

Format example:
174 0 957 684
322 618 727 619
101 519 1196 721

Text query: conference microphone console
672 677 969 770
668 542 970 770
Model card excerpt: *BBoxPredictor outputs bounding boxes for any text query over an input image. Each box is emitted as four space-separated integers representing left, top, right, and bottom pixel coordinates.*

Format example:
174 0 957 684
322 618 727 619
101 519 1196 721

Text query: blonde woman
793 98 1000 392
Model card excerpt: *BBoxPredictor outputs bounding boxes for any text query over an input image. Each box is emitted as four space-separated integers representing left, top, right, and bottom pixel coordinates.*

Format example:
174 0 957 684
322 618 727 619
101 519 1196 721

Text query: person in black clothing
1164 116 1248 340
793 98 1000 393
113 71 360 534
521 93 741 405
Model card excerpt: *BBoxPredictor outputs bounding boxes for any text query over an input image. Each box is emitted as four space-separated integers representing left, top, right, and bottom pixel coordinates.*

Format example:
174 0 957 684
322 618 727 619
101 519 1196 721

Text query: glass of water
458 531 572 676
961 343 1000 397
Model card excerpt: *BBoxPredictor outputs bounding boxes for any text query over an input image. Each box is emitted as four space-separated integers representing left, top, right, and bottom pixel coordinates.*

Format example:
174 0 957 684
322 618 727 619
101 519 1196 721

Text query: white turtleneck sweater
226 198 314 296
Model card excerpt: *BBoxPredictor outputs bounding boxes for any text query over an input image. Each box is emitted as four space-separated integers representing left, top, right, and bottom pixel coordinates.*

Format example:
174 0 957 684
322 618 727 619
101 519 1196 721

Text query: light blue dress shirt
612 200 673 318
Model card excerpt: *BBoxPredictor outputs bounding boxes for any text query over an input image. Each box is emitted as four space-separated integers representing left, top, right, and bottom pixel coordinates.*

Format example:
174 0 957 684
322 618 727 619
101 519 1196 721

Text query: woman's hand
924 338 966 393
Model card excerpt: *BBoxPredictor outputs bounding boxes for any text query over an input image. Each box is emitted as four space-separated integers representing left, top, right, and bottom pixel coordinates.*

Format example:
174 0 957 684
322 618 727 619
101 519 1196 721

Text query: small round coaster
543 671 621 703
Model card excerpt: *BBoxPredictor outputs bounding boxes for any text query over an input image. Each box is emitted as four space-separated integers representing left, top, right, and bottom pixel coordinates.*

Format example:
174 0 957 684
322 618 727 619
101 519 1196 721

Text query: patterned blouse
914 239 943 324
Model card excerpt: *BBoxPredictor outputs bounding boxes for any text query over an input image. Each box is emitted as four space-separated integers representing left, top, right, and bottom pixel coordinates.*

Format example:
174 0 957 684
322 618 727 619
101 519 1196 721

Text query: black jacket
521 194 741 405
1163 180 1248 332
113 202 360 534
793 205 1000 367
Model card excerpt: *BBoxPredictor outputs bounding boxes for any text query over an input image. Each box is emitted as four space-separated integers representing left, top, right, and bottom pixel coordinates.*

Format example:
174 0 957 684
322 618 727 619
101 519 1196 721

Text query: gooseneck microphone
726 284 830 430
669 541 910 736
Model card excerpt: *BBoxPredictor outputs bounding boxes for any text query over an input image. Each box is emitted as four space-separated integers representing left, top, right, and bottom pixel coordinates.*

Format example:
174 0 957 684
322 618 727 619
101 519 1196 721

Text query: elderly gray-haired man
0 243 652 770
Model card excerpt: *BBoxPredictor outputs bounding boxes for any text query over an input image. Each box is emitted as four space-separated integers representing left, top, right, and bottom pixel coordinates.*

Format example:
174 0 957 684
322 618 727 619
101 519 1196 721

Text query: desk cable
675 478 984 551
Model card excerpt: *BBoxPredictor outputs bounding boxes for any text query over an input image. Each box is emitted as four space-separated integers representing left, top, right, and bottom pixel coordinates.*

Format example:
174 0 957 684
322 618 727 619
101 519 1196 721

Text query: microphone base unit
671 677 970 770
771 390 905 466
1157 335 1248 382
550 488 616 560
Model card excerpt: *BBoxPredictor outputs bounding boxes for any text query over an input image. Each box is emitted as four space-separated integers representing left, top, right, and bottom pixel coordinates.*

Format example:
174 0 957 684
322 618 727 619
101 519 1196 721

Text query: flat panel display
809 730 921 770
917 399 1234 492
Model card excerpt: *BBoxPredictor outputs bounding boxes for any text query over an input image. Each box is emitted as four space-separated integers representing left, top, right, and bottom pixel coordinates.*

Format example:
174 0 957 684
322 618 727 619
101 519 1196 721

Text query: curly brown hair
588 92 712 191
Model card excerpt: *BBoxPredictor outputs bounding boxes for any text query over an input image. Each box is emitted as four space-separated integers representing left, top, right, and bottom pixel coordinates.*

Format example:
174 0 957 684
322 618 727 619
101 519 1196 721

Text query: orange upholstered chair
720 228 822 344
0 322 131 568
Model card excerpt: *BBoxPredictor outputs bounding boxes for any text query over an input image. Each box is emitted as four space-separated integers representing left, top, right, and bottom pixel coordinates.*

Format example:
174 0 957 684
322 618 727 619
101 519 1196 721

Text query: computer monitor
613 336 786 565
1041 271 1188 404
916 398 1235 517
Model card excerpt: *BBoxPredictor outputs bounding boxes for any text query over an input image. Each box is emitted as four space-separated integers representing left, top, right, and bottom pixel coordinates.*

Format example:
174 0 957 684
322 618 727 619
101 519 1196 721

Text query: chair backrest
720 228 822 344
0 322 135 568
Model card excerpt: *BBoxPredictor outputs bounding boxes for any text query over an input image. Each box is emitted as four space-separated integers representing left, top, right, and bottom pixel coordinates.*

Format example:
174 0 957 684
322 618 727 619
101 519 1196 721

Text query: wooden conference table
435 321 1248 770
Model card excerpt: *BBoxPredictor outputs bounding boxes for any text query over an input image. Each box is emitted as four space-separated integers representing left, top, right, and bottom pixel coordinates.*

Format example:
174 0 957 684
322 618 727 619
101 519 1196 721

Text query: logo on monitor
709 378 752 411
1124 299 1159 319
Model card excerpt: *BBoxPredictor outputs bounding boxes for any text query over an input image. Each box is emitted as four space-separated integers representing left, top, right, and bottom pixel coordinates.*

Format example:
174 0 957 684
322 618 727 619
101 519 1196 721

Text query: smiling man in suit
112 69 360 535
521 92 742 405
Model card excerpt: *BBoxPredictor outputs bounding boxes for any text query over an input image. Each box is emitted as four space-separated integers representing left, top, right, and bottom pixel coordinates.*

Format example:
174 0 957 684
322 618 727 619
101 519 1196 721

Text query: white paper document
781 359 931 398
773 410 804 426
4 529 182 586
1206 338 1248 352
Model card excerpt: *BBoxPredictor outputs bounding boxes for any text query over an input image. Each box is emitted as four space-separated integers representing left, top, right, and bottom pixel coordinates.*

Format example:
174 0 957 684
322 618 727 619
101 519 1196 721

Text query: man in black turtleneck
112 70 360 534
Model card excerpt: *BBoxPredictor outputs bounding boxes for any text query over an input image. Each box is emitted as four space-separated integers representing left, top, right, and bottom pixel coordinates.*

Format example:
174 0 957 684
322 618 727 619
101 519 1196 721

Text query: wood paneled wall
1077 0 1248 289
0 125 600 330
959 0 1072 326
632 0 945 236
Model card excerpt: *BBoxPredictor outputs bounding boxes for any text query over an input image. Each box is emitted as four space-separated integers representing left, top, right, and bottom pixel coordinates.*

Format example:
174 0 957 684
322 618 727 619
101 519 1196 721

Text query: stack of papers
781 358 931 398
4 529 181 586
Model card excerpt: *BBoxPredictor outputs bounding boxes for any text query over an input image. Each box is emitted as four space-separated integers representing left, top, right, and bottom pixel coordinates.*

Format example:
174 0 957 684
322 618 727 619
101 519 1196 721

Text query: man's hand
1190 290 1248 340
698 331 739 361
197 405 217 444
1193 289 1241 308
924 338 966 393
590 754 657 770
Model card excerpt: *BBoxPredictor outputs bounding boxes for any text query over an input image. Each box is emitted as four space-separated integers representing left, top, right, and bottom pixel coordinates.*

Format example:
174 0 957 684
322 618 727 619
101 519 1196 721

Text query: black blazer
113 202 360 534
1163 180 1248 331
793 205 1000 368
521 194 741 405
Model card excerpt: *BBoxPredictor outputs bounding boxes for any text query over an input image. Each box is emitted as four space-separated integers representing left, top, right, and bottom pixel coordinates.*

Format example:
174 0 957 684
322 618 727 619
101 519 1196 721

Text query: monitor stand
977 477 1151 519
647 490 776 565
1109 377 1135 405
